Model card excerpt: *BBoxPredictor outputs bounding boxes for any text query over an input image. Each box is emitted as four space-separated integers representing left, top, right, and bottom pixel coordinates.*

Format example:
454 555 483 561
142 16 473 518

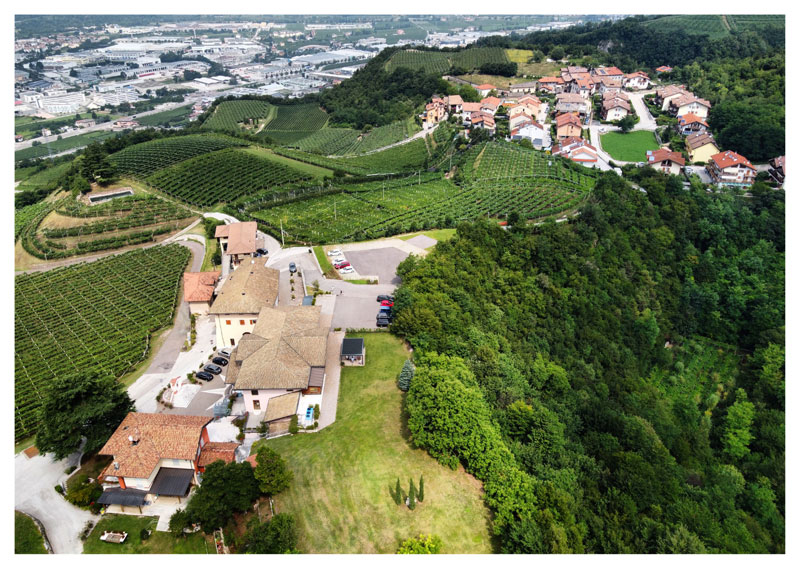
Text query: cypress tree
418 474 424 502
393 478 402 505
408 478 416 510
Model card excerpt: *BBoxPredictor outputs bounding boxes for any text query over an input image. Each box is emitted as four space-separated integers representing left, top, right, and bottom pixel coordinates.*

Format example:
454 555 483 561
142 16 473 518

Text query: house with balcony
677 113 709 136
215 221 260 268
706 150 756 187
685 132 720 164
768 156 785 187
669 94 711 119
646 148 686 175
537 76 565 94
624 71 651 90
555 112 583 140
552 136 598 165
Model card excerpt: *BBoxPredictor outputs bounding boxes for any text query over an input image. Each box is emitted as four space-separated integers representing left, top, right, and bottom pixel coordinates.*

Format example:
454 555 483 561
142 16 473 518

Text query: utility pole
280 218 285 247
334 198 337 221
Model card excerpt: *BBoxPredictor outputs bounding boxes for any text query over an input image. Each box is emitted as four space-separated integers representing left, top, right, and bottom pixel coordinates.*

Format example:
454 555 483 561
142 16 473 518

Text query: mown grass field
600 130 660 162
257 333 494 553
83 515 211 554
15 512 47 554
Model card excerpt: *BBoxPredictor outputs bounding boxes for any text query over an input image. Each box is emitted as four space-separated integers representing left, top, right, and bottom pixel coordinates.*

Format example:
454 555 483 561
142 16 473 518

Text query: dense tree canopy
186 461 260 533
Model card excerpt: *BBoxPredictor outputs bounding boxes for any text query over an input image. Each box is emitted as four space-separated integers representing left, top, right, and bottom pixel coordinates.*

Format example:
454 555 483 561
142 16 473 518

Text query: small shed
341 338 365 366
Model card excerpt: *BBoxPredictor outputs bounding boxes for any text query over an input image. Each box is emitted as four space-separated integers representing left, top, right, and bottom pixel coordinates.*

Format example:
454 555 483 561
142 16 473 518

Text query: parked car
332 257 345 264
327 249 342 256
196 371 214 382
340 267 355 274
334 261 351 269
256 248 268 255
376 316 391 327
377 295 395 302
204 364 222 375
380 300 394 307
289 262 297 273
219 348 232 358
212 357 229 366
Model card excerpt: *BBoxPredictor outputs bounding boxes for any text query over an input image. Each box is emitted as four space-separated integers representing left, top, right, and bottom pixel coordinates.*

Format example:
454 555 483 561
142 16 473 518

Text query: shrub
397 534 443 554
140 528 150 541
65 474 103 508
64 465 77 475
169 508 191 537
313 404 320 420
289 415 299 434
55 485 64 494
397 359 414 391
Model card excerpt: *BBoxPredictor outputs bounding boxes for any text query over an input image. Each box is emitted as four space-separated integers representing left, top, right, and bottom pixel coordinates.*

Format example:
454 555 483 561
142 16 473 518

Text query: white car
339 267 355 274
327 249 342 256
333 257 345 264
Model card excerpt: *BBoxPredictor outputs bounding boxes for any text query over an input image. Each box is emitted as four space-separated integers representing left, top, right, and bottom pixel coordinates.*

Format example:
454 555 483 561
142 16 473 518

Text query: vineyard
15 201 51 241
293 128 362 155
19 193 196 260
260 104 329 144
727 14 785 32
641 15 731 39
385 47 510 74
136 106 193 128
201 99 275 132
109 134 247 177
335 118 420 155
14 244 190 439
15 130 119 162
146 148 314 206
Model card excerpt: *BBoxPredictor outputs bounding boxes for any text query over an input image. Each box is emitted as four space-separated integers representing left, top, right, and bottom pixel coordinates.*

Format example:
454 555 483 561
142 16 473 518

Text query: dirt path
328 124 437 158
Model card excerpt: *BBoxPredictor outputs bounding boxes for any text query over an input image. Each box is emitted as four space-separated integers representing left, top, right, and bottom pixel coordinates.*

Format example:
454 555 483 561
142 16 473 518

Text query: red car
380 300 394 307
334 261 351 269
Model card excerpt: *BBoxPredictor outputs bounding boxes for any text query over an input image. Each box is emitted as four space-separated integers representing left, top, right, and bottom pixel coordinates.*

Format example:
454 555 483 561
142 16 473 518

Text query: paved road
15 449 96 554
629 91 657 131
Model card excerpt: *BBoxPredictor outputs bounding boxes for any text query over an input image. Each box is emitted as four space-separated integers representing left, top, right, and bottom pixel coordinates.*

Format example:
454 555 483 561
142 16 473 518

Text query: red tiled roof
647 149 685 166
556 112 581 127
198 442 239 467
539 76 564 84
678 113 709 127
184 271 221 303
462 102 482 113
656 66 673 72
710 151 754 170
476 83 496 90
215 222 258 256
480 96 502 108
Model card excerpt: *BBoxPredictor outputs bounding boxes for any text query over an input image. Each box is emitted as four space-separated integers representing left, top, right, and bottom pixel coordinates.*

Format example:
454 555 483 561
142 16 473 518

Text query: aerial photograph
12 9 786 557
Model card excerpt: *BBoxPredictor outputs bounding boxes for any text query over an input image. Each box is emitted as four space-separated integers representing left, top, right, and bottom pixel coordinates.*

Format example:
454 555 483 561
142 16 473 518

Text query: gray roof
209 262 279 315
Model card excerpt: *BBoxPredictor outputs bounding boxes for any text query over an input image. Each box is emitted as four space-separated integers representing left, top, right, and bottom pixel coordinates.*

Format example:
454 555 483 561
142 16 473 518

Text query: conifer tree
392 478 402 505
408 478 416 510
397 360 414 392
418 475 424 502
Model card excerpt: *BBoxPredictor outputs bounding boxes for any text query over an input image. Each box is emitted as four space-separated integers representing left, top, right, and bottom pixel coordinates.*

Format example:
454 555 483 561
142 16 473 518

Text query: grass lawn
313 245 340 279
398 228 456 245
15 512 47 554
67 454 112 491
600 130 660 162
256 333 494 553
244 145 333 179
516 60 561 78
83 515 211 554
15 436 35 454
455 73 533 90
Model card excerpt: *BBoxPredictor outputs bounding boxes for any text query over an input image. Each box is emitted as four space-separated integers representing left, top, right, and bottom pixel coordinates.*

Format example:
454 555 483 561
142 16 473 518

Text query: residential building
591 66 624 79
510 121 551 150
508 81 538 95
225 305 329 433
685 131 720 164
655 84 690 111
509 112 534 131
646 148 686 175
538 76 565 94
215 221 259 267
706 150 756 187
444 94 463 114
655 66 673 73
624 71 651 90
469 111 496 133
475 83 496 97
556 112 583 140
555 92 589 117
768 156 785 187
209 261 280 347
97 413 222 511
480 96 502 115
552 136 598 164
424 97 447 125
602 97 631 121
677 113 709 135
595 76 623 95
669 94 711 119
183 271 221 315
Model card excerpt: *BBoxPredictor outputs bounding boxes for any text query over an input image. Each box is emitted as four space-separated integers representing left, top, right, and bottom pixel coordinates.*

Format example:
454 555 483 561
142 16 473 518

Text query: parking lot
344 246 410 285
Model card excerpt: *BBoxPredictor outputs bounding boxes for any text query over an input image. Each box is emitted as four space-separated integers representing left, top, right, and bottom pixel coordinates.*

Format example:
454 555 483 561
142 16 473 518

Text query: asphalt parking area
331 295 384 330
345 247 410 285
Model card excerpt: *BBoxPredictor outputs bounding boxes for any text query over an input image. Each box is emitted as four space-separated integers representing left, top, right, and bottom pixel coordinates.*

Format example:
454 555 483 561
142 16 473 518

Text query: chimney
114 461 119 470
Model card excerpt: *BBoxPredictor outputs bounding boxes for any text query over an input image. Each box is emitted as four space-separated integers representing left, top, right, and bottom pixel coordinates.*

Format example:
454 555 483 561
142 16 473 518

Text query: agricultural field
109 134 247 177
201 99 275 132
385 47 509 74
453 74 532 90
14 112 102 140
14 201 52 242
727 14 785 32
146 148 315 206
15 130 119 162
14 244 190 440
293 127 362 155
641 15 731 39
136 106 193 128
600 130 660 162
335 118 420 155
258 333 493 553
19 192 196 260
260 103 329 144
14 161 72 192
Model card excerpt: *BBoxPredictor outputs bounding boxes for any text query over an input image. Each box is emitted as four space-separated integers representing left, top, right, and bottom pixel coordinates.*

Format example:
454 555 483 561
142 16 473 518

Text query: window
226 320 231 325
250 319 256 324
253 400 261 410
230 338 235 346
240 320 245 325
251 390 258 395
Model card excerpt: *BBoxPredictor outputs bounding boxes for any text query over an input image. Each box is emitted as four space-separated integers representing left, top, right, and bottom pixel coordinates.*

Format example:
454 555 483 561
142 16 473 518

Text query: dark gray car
204 364 222 375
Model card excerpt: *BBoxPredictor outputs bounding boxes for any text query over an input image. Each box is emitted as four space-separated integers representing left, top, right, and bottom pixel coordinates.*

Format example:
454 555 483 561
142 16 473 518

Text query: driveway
15 450 96 554
628 91 657 131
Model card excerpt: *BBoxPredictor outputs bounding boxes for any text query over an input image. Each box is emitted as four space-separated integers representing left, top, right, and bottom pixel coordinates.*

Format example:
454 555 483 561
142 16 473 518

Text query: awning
308 366 325 388
149 468 194 497
97 488 148 507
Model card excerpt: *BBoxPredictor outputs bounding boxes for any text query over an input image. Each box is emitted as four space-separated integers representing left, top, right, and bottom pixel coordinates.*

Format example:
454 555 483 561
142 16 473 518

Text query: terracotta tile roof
656 66 673 72
598 76 623 87
592 66 624 77
198 442 239 467
265 391 301 422
625 71 650 79
671 94 711 109
99 413 211 479
538 76 564 84
710 150 754 170
771 155 785 170
556 112 582 127
462 102 482 113
215 222 258 256
445 94 463 105
476 83 496 90
647 149 685 166
685 131 718 151
656 84 688 99
556 92 585 104
209 261 279 315
230 305 328 391
603 98 631 111
509 81 538 89
603 90 629 101
183 271 221 303
480 96 502 108
678 113 708 127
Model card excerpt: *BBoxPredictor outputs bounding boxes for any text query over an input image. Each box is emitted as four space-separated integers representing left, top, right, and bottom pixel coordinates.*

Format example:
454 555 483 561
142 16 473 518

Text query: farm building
209 261 280 347
215 221 260 268
183 271 221 315
341 338 365 366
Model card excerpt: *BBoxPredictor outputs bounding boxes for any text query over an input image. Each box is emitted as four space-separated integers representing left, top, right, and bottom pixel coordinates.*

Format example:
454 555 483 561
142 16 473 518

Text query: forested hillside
392 172 784 553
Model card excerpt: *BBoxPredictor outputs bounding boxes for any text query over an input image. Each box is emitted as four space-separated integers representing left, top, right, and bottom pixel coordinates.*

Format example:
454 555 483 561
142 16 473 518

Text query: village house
602 91 631 121
475 83 496 97
555 92 590 117
469 111 496 133
508 80 538 95
677 113 709 135
624 71 651 90
555 112 583 140
591 66 624 80
225 305 329 434
96 413 238 512
460 101 482 121
209 260 280 348
685 131 720 164
444 94 463 114
654 84 690 111
706 150 756 187
655 65 673 74
552 136 598 164
510 121 551 150
183 271 221 315
215 221 260 268
669 93 711 119
569 76 596 98
112 119 138 130
646 148 686 175
768 155 785 187
480 96 503 115
424 97 447 125
595 76 623 95
537 76 565 94
508 110 533 131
